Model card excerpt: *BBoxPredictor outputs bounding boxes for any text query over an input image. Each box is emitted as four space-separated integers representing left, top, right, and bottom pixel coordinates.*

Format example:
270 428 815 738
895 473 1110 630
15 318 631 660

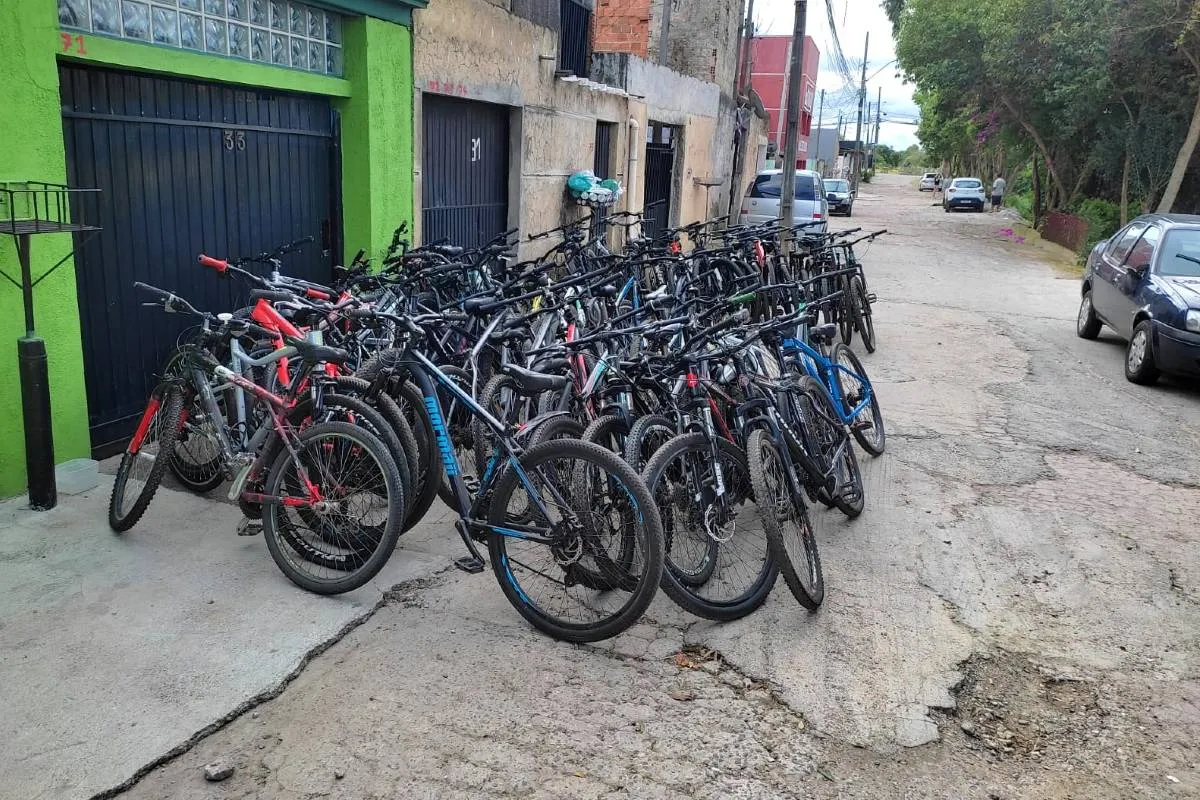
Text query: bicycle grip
198 254 228 273
133 281 171 299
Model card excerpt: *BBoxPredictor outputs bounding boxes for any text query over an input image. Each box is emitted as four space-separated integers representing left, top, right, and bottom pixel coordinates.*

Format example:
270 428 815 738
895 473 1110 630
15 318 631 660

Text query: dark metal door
60 64 338 453
643 122 675 239
422 95 509 249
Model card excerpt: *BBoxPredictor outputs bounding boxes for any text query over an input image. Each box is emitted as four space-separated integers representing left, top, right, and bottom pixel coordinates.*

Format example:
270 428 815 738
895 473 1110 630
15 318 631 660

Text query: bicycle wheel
581 413 629 455
853 277 876 353
261 421 405 595
794 377 865 518
109 385 185 532
746 428 823 610
641 432 777 621
623 413 676 473
487 438 664 642
831 343 885 456
168 390 226 493
838 277 857 346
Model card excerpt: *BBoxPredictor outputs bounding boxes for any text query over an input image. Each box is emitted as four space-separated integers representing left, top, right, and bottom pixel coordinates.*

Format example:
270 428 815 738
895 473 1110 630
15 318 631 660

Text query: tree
875 144 902 168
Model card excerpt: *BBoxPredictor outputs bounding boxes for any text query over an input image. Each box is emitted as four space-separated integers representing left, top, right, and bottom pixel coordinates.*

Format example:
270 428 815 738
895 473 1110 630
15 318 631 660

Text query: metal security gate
643 122 675 240
60 64 339 453
422 95 509 249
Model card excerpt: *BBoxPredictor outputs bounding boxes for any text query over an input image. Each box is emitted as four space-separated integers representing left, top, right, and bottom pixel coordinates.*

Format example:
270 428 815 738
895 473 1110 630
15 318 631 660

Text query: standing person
991 175 1007 211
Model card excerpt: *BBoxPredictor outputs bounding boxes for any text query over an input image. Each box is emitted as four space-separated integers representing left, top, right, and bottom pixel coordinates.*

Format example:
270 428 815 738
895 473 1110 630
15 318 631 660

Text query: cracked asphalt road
116 175 1200 799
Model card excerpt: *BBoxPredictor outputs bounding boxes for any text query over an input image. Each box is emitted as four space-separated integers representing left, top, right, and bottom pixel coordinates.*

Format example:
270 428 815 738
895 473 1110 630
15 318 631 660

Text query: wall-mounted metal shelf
0 181 102 511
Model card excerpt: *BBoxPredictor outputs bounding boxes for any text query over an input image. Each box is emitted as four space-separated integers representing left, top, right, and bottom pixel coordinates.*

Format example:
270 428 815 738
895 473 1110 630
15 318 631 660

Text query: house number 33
223 130 247 152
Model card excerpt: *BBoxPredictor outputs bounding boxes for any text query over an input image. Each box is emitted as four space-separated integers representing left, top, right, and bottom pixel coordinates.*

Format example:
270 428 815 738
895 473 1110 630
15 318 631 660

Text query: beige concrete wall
413 0 728 254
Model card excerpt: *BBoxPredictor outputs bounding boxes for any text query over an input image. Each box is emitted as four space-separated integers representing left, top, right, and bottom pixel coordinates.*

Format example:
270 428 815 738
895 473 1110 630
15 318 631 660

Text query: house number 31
470 137 481 162
223 130 247 151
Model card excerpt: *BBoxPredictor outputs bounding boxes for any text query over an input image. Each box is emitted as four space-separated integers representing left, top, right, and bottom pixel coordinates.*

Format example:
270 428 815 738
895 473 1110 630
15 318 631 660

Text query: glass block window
59 0 344 76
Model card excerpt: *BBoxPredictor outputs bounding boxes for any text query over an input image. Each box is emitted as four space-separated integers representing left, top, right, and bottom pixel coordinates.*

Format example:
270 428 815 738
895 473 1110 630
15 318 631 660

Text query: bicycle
348 307 667 643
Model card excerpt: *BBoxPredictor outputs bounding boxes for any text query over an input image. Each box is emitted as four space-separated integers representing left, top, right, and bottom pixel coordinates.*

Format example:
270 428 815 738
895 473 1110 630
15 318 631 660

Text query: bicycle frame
781 336 874 423
400 348 572 562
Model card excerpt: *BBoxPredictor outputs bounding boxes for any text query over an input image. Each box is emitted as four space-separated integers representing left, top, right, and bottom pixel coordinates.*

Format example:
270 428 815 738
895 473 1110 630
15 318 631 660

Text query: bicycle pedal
454 555 486 574
865 293 877 304
236 518 263 537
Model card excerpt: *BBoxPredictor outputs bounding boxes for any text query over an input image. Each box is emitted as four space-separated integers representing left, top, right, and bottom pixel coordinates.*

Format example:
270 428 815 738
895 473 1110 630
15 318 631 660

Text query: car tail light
741 207 749 215
813 212 824 220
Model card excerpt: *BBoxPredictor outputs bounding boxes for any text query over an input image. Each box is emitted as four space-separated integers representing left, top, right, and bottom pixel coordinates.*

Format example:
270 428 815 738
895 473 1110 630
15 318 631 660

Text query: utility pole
728 0 757 218
778 0 807 260
814 88 825 174
872 86 882 168
851 31 868 191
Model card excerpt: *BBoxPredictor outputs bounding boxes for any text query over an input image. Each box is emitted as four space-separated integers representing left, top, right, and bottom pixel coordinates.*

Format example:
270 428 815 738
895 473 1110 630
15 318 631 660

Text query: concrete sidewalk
0 477 455 800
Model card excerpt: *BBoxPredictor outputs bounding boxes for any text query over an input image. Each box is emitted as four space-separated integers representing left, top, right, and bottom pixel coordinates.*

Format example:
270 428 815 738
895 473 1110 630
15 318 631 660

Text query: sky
755 0 920 149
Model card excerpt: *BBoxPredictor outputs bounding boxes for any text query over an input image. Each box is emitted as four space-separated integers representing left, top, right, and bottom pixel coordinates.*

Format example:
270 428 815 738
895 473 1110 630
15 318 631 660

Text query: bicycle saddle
288 337 352 365
501 363 569 393
808 323 837 343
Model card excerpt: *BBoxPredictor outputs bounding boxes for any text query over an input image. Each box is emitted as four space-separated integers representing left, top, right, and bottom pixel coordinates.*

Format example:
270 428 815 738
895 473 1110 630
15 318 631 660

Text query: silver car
739 169 829 232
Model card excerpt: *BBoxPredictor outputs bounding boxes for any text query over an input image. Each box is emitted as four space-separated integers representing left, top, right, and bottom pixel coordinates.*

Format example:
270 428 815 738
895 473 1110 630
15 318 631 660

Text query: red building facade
748 35 821 168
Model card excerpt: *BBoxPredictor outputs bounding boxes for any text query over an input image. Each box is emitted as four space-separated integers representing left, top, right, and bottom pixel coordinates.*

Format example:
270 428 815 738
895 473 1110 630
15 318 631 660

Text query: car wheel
845 206 853 218
1076 291 1102 339
943 204 950 213
1125 320 1161 385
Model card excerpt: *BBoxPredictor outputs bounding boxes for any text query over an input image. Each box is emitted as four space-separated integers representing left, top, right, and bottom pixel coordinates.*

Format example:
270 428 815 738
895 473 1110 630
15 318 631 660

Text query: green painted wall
0 3 416 498
0 1 90 496
335 17 415 262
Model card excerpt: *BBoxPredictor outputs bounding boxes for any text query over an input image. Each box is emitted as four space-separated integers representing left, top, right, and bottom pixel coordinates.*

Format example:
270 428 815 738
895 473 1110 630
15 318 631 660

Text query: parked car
943 177 986 212
1078 214 1200 384
919 172 939 191
824 178 854 217
739 169 828 232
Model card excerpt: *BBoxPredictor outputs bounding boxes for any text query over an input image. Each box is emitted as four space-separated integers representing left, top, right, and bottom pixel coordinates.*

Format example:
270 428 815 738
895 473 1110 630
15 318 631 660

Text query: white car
739 169 829 232
943 177 986 212
919 172 939 191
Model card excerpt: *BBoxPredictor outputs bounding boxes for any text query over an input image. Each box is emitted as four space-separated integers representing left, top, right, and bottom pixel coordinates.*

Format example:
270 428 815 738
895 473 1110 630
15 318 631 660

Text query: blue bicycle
783 322 885 457
352 310 666 643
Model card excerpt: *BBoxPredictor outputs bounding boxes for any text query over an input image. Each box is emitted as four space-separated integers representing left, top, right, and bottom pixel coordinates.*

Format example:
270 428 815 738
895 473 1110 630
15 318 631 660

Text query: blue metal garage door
60 64 340 453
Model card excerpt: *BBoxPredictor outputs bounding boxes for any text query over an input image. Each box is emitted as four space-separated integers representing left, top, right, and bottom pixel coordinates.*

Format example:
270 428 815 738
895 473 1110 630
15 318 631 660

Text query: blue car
1078 214 1200 384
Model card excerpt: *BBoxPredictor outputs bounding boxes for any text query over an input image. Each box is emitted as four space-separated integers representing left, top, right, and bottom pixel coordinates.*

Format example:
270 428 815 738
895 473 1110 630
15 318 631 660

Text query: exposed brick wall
593 0 652 58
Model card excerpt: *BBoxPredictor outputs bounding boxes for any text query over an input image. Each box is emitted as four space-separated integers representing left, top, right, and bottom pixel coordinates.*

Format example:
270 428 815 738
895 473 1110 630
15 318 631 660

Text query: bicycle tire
109 386 185 532
581 413 629 455
168 389 226 493
261 421 405 595
838 276 857 346
853 277 877 353
486 438 664 642
288 389 415 526
641 432 777 621
623 413 677 473
831 343 885 457
746 428 824 610
794 377 865 518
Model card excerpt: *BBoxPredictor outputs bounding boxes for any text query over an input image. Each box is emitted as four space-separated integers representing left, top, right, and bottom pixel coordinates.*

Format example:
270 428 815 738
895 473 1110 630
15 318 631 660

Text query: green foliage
874 144 902 169
1074 198 1122 257
892 0 1200 214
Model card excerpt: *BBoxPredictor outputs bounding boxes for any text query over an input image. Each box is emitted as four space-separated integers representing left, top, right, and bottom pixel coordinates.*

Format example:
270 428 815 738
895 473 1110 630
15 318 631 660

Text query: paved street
16 174 1200 799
